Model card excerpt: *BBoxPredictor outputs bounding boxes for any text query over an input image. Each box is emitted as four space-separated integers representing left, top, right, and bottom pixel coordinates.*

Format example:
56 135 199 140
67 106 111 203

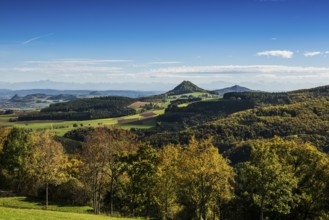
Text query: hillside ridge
166 81 207 96
213 85 253 95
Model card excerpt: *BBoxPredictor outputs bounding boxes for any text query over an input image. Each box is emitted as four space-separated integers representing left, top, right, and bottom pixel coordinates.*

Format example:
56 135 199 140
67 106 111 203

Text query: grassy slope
0 207 135 220
0 197 136 220
0 197 91 213
0 110 165 136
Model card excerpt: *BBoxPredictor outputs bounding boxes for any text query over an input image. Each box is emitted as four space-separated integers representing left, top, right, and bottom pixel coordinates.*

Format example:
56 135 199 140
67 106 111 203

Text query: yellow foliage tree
29 131 68 209
178 137 235 220
154 144 181 220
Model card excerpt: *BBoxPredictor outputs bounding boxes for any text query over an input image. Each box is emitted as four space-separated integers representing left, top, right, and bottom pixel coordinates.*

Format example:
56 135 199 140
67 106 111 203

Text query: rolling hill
166 80 208 96
213 85 253 95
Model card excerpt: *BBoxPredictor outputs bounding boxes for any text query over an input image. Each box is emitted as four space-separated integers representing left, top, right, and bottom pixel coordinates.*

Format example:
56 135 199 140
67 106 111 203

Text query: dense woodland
2 83 329 219
17 96 136 121
1 126 329 220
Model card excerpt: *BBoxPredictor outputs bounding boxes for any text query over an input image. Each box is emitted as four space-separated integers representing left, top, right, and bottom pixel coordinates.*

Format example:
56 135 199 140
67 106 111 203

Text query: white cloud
257 50 294 59
304 51 322 57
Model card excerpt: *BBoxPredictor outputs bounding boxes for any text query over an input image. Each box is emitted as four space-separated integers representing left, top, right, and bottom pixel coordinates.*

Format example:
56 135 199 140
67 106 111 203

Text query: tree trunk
46 182 49 210
93 173 98 214
201 177 206 220
97 184 102 215
110 176 114 215
260 198 264 220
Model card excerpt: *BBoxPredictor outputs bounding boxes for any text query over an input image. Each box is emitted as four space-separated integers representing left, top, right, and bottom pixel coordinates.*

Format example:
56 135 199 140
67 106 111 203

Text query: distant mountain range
0 89 162 99
213 85 254 95
0 81 256 109
1 80 326 92
165 82 254 96
0 80 172 91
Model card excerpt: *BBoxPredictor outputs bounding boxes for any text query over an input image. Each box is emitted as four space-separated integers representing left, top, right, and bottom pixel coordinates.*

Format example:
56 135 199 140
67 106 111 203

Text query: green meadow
0 109 165 136
0 197 137 220
0 207 136 220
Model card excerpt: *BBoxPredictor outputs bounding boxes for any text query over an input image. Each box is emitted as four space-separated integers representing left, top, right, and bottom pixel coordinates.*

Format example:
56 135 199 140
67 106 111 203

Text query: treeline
169 97 202 106
17 96 136 121
145 98 329 154
1 127 329 219
154 99 255 132
223 84 329 106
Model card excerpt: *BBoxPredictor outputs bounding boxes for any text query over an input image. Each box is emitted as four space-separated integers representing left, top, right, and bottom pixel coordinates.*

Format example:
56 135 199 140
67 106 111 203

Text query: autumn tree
29 131 68 209
0 127 10 152
178 137 235 220
80 127 138 215
153 144 180 220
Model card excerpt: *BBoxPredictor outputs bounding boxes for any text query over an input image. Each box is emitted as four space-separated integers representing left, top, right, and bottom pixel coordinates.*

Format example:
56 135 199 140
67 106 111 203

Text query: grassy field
0 197 137 220
0 109 165 136
0 207 136 220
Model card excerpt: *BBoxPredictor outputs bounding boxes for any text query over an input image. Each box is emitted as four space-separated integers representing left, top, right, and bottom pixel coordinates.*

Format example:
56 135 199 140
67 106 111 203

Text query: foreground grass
0 207 136 220
0 197 92 213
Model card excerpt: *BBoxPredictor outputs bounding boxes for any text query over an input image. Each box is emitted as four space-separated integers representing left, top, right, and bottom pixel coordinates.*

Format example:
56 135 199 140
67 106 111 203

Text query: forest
1 125 329 219
2 84 329 219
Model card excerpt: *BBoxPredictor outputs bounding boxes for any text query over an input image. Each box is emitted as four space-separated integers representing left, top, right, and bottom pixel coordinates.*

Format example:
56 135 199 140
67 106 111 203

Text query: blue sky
1 0 329 90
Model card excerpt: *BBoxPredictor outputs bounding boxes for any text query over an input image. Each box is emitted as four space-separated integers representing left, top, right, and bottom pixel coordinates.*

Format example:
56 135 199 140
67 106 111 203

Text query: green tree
271 138 329 219
106 127 138 214
0 127 33 193
238 138 298 220
125 143 159 217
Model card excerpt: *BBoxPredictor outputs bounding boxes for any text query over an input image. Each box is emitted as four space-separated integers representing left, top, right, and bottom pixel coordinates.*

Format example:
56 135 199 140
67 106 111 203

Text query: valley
0 81 221 135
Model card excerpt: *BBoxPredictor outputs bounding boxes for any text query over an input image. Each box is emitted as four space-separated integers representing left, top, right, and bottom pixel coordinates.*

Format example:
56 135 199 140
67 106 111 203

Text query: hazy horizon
1 0 329 90
0 79 327 92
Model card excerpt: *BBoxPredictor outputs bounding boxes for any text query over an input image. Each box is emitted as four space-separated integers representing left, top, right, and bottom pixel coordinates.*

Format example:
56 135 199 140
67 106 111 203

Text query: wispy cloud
257 50 294 59
26 59 132 65
150 65 329 75
22 33 54 45
1 58 129 75
304 51 322 57
148 61 182 65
